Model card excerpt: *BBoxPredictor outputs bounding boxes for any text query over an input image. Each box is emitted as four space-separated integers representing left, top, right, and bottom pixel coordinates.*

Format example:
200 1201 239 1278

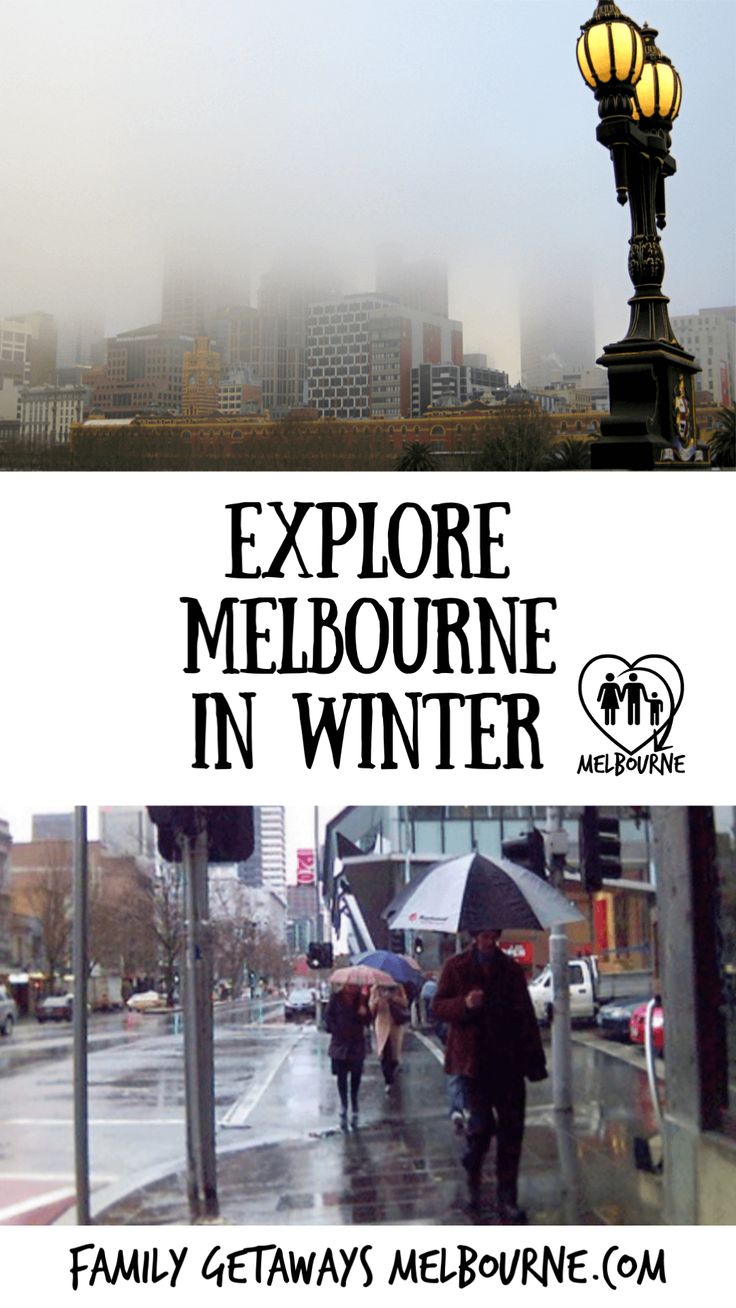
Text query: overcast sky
2 0 734 379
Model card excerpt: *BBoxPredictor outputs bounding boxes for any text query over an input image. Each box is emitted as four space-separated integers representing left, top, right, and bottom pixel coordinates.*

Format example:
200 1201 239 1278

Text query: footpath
77 1024 664 1227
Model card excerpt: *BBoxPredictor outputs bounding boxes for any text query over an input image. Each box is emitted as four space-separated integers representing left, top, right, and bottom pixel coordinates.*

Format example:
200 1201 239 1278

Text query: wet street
0 1005 665 1225
0 999 285 1223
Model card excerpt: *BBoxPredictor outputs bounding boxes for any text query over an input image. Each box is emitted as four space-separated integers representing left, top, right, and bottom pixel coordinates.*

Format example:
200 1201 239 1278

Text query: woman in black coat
324 984 371 1125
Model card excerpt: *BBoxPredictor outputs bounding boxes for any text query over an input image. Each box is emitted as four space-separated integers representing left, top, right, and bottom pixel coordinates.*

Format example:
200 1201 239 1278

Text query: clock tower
182 336 221 416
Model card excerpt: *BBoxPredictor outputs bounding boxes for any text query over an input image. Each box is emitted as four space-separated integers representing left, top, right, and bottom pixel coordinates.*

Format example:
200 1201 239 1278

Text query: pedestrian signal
501 828 546 879
579 807 622 891
413 936 424 955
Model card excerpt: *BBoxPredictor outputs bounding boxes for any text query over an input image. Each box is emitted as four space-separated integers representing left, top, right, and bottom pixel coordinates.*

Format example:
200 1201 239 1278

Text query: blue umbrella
351 949 422 987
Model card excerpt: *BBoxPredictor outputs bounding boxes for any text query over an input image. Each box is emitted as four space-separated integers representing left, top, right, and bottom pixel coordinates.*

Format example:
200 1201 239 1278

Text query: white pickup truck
528 956 652 1024
0 984 18 1037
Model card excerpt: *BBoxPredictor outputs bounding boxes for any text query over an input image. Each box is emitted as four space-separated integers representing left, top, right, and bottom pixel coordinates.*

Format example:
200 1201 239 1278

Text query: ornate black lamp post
577 3 703 468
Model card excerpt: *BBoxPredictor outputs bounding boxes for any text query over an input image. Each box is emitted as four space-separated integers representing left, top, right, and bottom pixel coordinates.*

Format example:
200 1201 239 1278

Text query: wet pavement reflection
98 1025 664 1226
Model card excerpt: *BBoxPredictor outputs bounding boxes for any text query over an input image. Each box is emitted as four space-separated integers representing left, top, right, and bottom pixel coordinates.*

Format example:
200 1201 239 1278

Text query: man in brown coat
433 928 547 1221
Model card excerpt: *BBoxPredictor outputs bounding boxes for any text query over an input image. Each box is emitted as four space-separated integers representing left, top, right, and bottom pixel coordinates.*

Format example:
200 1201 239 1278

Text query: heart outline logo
578 654 684 755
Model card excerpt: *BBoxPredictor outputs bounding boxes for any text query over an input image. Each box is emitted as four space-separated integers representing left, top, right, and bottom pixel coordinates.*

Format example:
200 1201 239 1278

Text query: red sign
500 942 533 966
296 848 316 885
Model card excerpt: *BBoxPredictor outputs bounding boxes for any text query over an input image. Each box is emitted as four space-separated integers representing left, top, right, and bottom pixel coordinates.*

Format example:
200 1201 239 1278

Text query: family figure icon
597 672 665 742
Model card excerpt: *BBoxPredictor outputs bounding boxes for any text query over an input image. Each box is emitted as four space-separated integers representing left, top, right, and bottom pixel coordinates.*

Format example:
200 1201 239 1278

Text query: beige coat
369 983 409 1060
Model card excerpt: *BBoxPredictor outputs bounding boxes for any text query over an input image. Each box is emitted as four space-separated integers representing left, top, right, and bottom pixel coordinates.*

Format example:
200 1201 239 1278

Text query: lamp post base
591 338 701 470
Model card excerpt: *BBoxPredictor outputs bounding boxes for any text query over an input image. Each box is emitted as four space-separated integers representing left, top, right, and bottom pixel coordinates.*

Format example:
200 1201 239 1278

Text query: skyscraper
519 268 596 390
237 807 286 901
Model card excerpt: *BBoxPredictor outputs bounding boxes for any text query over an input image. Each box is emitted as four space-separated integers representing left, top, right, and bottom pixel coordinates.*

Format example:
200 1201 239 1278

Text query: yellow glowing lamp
631 25 682 122
576 2 644 91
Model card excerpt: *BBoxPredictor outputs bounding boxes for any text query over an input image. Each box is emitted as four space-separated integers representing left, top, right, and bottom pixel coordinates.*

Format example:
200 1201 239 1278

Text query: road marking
412 1029 444 1064
7 1118 184 1127
0 1186 76 1224
0 1171 117 1183
220 1027 304 1128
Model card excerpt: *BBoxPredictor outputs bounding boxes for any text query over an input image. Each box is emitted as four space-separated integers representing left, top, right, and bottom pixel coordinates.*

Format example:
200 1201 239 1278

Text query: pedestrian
433 928 547 1222
369 981 410 1092
323 983 371 1127
419 973 438 1025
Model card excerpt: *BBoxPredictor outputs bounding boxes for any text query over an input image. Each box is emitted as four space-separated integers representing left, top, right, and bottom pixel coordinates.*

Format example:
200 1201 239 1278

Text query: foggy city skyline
2 0 735 384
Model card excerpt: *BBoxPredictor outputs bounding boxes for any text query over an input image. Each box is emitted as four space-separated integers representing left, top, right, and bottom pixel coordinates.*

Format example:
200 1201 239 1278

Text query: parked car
596 997 648 1042
629 1000 664 1054
528 956 653 1024
36 994 73 1023
284 988 316 1020
126 990 164 1011
0 984 18 1037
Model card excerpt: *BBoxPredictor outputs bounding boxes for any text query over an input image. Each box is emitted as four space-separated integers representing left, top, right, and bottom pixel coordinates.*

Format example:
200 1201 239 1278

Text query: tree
470 408 555 471
547 436 592 470
248 927 290 989
708 405 735 468
150 863 185 1006
210 879 257 997
395 441 438 471
89 857 157 979
20 841 72 990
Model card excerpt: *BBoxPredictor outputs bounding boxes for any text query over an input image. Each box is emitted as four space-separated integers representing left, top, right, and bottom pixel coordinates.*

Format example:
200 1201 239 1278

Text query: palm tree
546 436 592 470
395 440 437 471
708 405 735 468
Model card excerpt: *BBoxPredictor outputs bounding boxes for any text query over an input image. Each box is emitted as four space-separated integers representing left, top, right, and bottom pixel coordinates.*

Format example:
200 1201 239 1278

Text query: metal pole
72 806 90 1225
547 806 573 1114
313 805 321 942
182 821 218 1219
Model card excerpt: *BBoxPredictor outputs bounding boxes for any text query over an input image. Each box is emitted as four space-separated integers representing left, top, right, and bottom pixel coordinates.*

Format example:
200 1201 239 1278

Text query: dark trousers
380 1044 398 1085
335 1061 363 1110
461 1074 526 1202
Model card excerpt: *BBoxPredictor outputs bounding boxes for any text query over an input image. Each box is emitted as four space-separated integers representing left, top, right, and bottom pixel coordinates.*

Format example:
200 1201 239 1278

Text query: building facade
670 306 735 405
0 818 11 971
19 384 89 446
218 366 263 415
0 312 57 386
182 337 222 415
235 806 287 902
89 326 194 416
307 294 463 419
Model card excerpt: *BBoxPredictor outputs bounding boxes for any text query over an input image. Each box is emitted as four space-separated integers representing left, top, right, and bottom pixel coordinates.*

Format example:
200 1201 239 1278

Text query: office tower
236 807 286 901
307 294 463 419
0 312 57 386
19 384 89 446
258 260 340 413
89 325 193 415
98 807 157 860
670 306 735 405
56 316 106 370
161 259 250 338
520 272 596 390
376 244 449 318
212 305 283 415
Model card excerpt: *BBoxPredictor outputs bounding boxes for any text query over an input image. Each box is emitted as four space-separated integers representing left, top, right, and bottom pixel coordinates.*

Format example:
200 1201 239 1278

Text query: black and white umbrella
382 851 584 934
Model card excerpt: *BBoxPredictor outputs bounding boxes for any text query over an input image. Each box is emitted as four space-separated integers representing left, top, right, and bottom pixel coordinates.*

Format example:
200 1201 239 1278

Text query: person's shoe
385 1083 392 1095
451 1109 466 1136
350 1110 359 1127
498 1196 527 1223
339 1108 348 1127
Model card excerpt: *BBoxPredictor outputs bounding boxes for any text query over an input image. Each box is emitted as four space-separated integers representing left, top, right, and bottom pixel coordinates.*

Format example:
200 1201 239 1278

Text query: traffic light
413 936 424 956
579 807 622 891
148 807 254 864
501 828 546 878
307 942 333 970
